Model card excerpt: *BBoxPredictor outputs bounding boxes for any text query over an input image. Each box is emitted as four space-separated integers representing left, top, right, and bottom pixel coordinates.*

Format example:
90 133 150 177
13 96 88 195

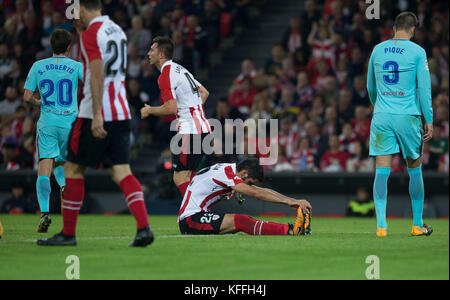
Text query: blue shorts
36 126 71 162
369 113 423 160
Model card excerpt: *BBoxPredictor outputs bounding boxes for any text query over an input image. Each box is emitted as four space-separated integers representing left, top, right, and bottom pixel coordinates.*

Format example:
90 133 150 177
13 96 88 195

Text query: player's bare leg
406 157 433 236
36 158 54 233
374 155 392 236
110 164 153 247
173 170 192 197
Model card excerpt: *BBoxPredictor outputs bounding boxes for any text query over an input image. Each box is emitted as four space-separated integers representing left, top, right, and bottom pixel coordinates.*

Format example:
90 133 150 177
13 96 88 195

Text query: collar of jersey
88 15 110 28
161 60 173 72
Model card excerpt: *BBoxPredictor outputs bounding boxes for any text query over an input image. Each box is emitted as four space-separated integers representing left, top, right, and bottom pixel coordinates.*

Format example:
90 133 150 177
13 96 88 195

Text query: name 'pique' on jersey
158 60 211 134
78 15 131 122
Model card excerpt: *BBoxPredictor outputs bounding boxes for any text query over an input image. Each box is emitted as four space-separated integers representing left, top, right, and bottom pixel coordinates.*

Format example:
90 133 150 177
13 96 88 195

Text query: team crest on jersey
425 60 429 71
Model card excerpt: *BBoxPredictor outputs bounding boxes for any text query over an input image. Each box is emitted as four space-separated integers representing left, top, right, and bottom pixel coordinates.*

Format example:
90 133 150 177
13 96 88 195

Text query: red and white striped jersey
78 15 131 121
178 163 244 222
159 60 211 134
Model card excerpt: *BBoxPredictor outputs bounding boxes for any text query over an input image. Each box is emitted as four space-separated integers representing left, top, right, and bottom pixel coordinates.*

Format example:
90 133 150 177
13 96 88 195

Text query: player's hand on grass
423 123 433 142
91 114 107 139
140 104 152 119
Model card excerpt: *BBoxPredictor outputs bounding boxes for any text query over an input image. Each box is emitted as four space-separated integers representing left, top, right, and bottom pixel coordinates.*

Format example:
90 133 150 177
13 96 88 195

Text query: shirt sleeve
81 23 103 62
416 48 433 124
366 50 377 107
158 66 176 103
23 63 37 92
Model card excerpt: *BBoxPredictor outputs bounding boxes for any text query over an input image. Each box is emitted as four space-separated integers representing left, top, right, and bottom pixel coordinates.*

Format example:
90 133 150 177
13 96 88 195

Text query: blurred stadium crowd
0 0 448 174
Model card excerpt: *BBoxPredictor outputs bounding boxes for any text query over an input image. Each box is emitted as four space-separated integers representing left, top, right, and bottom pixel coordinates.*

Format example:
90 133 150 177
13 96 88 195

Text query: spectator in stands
294 71 315 109
291 136 316 172
300 0 321 45
282 17 303 54
233 59 257 89
0 86 21 119
337 88 354 124
347 46 365 81
293 111 308 138
183 14 208 72
321 106 339 137
438 152 449 173
155 14 173 38
345 187 375 217
318 75 339 105
428 125 449 170
339 122 357 154
265 74 281 103
0 43 11 82
335 57 349 89
228 76 258 118
351 106 371 143
307 19 337 69
346 140 375 173
199 0 221 49
17 11 43 60
127 44 142 78
1 58 23 97
250 93 272 122
274 88 296 117
141 3 159 33
0 181 36 214
264 44 285 76
0 17 19 47
172 30 195 73
273 145 295 172
9 134 35 170
320 134 352 172
0 137 18 170
128 15 152 58
352 75 369 107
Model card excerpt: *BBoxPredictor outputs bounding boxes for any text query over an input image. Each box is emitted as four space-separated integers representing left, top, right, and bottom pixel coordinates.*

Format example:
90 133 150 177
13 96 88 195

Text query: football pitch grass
0 214 448 280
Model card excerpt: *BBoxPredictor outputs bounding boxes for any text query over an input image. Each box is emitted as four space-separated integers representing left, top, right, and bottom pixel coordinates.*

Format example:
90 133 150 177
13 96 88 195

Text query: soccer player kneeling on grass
178 158 312 236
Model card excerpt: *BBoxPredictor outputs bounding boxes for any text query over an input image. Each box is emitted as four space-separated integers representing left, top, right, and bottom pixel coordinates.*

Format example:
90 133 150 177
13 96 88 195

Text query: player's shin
234 215 289 235
36 176 51 213
62 178 85 236
374 167 391 230
53 165 66 189
408 165 425 227
119 174 149 229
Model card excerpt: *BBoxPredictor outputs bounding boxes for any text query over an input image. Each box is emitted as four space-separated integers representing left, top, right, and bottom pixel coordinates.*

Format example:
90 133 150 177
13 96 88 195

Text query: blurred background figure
345 187 375 218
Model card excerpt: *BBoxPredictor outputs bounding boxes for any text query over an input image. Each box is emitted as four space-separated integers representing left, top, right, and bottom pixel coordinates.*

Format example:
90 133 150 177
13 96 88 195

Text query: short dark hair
237 158 264 183
394 11 418 31
50 29 72 54
152 36 174 60
80 0 102 10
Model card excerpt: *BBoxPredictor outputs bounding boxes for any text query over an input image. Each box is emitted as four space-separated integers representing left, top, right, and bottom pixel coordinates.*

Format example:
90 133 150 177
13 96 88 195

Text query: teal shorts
36 126 71 162
369 113 423 160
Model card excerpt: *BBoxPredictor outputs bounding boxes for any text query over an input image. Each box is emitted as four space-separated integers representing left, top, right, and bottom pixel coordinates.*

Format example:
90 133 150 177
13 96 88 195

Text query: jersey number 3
383 61 399 85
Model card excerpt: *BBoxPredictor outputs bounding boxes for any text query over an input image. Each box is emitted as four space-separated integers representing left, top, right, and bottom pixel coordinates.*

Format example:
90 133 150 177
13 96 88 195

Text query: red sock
177 181 190 198
120 174 149 229
62 178 84 236
234 214 289 235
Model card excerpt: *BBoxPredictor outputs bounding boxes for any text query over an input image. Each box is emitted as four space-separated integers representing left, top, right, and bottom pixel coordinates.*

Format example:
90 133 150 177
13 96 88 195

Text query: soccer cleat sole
36 215 52 233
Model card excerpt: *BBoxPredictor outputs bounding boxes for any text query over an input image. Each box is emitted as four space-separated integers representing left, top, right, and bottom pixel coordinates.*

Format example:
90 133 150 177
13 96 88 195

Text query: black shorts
172 133 209 172
67 118 131 169
179 212 225 235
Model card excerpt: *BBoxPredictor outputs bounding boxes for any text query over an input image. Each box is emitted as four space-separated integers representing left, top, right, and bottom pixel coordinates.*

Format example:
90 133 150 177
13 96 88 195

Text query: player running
141 36 211 198
37 0 153 247
23 29 83 233
178 158 312 236
366 12 433 237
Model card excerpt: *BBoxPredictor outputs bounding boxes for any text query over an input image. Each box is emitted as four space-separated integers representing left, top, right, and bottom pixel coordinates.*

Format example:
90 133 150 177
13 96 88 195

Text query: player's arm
141 99 177 118
89 59 107 139
23 89 41 107
232 183 311 213
198 85 209 104
366 50 377 107
416 49 433 142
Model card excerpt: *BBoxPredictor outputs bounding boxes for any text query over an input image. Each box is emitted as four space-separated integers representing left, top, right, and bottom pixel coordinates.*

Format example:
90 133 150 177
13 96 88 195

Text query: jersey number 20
39 79 73 107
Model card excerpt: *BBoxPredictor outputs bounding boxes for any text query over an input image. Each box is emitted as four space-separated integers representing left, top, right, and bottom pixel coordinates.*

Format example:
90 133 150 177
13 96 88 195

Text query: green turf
0 214 448 280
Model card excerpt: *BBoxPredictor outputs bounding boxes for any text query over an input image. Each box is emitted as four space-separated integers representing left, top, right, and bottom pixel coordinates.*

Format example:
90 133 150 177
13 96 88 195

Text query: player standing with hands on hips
366 12 433 237
38 0 153 247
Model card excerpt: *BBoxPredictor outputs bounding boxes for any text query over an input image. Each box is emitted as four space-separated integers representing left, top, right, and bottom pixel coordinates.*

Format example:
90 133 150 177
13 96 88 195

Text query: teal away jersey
366 39 433 124
24 56 83 129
